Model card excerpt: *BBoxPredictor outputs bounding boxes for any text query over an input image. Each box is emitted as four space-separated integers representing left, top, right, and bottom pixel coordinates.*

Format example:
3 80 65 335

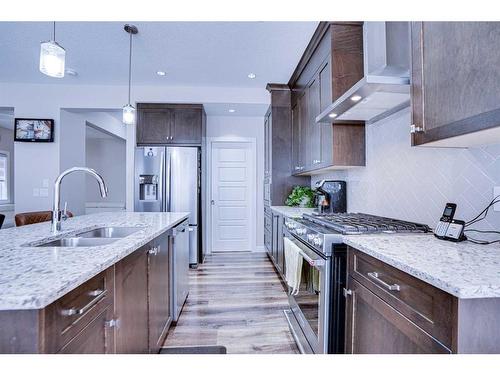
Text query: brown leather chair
0 214 5 229
15 210 73 227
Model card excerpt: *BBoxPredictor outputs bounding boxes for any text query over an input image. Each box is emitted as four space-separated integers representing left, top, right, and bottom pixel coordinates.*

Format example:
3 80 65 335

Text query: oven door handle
288 237 325 268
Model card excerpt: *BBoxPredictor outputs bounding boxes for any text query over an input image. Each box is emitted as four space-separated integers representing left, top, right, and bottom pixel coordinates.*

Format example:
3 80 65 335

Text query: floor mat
160 346 227 354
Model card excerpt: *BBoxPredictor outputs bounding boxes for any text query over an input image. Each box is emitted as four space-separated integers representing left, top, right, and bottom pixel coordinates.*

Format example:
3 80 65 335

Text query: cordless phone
434 203 466 242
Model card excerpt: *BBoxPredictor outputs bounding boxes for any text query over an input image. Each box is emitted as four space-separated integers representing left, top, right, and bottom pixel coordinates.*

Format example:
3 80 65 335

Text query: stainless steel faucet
52 167 108 233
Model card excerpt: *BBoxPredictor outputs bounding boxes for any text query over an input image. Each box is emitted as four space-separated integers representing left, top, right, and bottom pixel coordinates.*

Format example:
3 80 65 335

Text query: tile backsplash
312 108 500 235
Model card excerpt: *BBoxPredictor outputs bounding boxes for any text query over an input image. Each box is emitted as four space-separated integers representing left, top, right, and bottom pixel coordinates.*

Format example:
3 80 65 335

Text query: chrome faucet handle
62 202 69 221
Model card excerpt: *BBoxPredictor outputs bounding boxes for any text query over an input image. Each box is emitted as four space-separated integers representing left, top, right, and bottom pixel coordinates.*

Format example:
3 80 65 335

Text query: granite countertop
0 212 189 310
270 206 316 218
343 233 500 299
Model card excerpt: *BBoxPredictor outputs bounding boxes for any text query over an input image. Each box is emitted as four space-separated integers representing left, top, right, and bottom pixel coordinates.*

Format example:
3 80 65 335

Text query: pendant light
123 24 138 125
39 22 66 78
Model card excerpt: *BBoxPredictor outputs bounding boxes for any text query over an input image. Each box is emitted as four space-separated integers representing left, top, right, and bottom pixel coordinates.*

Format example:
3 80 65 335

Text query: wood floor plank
163 252 299 354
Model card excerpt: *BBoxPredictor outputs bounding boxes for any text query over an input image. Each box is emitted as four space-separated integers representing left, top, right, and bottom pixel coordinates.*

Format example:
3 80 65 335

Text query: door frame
206 136 257 254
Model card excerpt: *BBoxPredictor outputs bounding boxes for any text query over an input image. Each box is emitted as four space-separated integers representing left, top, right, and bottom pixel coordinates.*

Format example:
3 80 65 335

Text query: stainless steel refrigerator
134 146 200 266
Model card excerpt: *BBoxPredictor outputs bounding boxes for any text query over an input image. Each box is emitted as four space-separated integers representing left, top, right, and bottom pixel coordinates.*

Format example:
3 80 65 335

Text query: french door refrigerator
135 146 201 267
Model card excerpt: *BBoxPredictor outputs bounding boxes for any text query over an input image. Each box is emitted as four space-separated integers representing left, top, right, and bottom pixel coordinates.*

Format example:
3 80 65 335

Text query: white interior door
210 141 255 252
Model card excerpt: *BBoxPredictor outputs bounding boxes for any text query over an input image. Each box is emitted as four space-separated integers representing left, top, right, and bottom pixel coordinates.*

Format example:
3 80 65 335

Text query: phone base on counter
434 219 467 242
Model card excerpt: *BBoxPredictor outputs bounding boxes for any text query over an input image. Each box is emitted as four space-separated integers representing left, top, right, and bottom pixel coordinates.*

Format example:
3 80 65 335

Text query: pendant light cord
53 21 56 41
128 31 132 105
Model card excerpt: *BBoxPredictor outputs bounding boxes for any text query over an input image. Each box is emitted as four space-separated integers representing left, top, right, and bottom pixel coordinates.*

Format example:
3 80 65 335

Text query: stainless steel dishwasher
171 219 190 322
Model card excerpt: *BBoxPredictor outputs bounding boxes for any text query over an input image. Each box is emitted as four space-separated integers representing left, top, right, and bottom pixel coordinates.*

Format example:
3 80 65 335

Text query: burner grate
304 213 430 234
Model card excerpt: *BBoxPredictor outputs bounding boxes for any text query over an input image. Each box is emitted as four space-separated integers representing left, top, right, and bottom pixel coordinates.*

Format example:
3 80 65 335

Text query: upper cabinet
137 103 206 146
264 85 310 206
289 22 366 176
411 22 500 147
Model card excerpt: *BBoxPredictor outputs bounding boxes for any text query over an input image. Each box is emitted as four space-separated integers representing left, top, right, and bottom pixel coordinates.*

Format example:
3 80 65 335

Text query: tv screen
14 118 54 142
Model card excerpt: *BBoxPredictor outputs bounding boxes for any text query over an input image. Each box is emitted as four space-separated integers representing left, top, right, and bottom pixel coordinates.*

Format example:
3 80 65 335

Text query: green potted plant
285 186 315 208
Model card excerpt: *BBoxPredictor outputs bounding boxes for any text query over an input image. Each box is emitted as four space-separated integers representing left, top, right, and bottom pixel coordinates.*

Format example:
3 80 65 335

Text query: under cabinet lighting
228 109 236 113
328 113 338 118
350 95 362 102
156 71 166 76
247 73 256 79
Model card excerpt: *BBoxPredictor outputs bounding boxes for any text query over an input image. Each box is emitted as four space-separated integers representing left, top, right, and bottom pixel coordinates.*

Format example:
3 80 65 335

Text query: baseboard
254 245 265 252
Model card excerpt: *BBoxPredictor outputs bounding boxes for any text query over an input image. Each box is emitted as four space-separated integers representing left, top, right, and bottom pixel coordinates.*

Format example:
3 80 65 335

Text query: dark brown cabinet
148 233 172 353
137 103 206 146
264 85 310 206
115 245 150 354
58 305 115 354
266 209 285 280
289 22 365 176
411 22 500 147
345 277 450 354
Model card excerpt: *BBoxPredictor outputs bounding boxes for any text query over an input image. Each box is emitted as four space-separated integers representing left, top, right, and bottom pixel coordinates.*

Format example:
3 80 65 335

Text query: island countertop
0 212 189 310
343 233 500 299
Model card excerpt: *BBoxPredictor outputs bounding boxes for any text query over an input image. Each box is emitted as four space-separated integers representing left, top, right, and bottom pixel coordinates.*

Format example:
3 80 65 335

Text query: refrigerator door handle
165 149 172 212
159 149 165 211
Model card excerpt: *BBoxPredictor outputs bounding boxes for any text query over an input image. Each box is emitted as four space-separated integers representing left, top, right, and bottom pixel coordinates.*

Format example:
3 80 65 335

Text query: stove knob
313 237 323 246
296 227 306 235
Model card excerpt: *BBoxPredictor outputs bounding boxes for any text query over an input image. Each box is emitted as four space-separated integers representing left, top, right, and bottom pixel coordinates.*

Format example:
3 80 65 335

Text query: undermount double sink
35 227 143 248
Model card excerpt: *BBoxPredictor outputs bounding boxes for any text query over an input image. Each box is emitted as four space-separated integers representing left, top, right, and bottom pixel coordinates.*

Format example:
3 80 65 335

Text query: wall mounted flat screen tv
14 118 54 142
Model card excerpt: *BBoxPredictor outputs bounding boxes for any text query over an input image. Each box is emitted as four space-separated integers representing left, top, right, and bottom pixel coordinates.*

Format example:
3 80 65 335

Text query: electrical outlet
42 179 49 188
494 187 500 212
39 188 49 197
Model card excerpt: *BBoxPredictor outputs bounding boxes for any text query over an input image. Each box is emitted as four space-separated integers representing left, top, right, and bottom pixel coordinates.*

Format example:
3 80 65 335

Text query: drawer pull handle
61 289 106 316
343 288 352 297
367 272 400 291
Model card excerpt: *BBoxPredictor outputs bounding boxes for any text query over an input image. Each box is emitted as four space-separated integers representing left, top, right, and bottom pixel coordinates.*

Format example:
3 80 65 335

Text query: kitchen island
0 211 189 354
343 233 500 353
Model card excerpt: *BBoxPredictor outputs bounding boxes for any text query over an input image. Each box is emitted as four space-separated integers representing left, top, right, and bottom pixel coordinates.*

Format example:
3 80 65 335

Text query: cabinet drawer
264 212 272 232
44 268 114 353
348 248 454 349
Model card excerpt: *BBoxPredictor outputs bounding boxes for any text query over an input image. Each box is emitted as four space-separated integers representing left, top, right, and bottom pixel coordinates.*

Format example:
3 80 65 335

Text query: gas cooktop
284 213 430 255
303 213 430 235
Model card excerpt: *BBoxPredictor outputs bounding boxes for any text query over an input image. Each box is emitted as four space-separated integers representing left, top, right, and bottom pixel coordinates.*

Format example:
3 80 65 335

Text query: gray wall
312 108 500 233
85 137 126 205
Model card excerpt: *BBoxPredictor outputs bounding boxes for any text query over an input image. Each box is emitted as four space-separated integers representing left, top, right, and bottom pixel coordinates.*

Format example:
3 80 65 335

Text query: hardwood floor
163 252 299 354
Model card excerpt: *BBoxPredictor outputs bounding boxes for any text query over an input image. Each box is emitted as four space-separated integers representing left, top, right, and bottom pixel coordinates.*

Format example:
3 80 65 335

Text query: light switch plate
39 188 49 197
494 187 500 212
33 188 40 197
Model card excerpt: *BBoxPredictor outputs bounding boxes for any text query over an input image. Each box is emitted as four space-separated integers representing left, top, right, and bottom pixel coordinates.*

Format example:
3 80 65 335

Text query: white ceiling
0 22 318 88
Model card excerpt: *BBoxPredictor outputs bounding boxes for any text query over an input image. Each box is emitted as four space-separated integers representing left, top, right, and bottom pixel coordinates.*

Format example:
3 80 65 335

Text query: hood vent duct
316 22 411 124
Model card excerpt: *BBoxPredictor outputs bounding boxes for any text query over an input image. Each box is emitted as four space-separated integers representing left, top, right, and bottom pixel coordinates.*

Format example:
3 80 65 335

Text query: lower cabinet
344 247 453 354
148 233 172 353
344 277 450 354
58 304 115 354
267 210 285 280
115 245 150 354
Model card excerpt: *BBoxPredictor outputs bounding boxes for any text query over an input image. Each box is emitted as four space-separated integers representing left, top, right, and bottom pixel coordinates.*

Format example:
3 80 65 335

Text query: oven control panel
284 217 325 252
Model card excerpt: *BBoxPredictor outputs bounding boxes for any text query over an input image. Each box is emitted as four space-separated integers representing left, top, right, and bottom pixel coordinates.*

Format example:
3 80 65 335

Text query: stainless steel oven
283 229 330 354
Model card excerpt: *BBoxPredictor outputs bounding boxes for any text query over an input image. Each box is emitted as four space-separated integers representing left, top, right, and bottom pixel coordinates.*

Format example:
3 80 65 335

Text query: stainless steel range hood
316 22 410 124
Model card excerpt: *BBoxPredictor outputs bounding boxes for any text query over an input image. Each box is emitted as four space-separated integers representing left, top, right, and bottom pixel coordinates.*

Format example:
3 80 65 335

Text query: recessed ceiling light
350 95 362 102
328 113 337 118
247 73 256 79
156 71 166 76
228 109 236 113
65 68 78 77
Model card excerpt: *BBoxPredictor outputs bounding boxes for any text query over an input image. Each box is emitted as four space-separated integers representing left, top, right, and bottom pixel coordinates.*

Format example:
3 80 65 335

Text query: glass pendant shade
122 104 136 125
39 41 66 78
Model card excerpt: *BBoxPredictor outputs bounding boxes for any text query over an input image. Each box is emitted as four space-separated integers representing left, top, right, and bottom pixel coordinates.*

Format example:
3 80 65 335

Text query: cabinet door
291 103 301 174
345 277 451 354
137 108 171 145
307 77 321 169
58 305 114 354
411 22 500 146
170 107 202 144
264 111 271 178
148 233 172 353
115 245 149 354
298 92 310 171
276 215 285 275
319 60 333 167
